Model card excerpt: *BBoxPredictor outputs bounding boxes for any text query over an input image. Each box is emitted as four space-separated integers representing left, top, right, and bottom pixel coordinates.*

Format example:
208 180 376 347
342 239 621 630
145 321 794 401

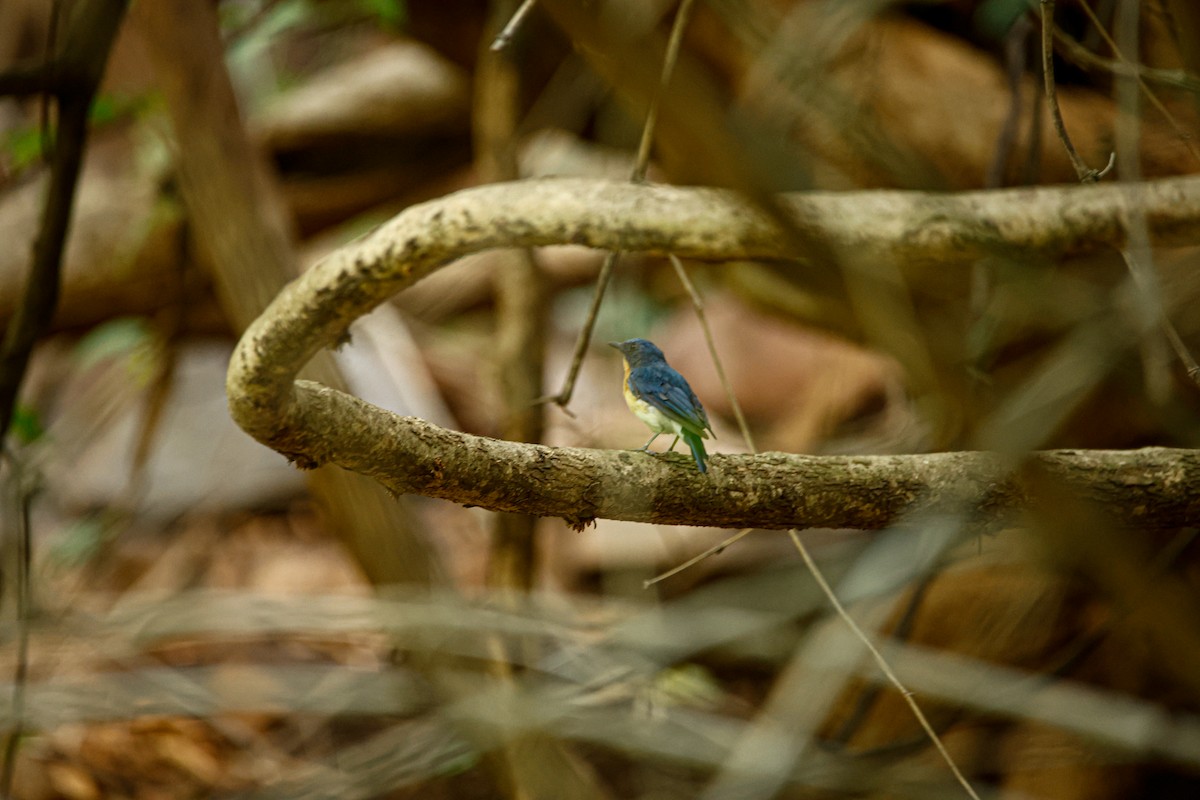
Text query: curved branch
227 176 1200 529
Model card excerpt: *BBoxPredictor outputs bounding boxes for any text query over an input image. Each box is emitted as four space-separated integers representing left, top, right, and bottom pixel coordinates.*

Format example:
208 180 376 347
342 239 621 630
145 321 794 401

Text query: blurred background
1 0 1199 797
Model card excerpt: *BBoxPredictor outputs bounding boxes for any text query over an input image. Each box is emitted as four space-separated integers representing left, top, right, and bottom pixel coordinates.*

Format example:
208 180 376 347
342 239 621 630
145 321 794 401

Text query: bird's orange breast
621 359 637 408
620 360 675 434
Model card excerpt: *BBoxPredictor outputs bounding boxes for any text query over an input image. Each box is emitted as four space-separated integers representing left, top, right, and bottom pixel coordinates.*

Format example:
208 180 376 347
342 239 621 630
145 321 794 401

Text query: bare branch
490 0 538 52
1041 0 1110 182
0 0 130 446
1052 25 1200 94
239 377 1200 530
785 530 982 800
0 64 58 97
544 0 691 409
227 176 1200 530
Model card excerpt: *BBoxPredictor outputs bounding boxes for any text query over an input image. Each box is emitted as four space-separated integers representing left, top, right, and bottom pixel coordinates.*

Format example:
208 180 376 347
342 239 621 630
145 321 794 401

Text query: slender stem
545 0 696 409
1040 0 1110 182
669 254 756 452
538 251 616 411
644 528 754 588
490 0 538 51
632 0 696 182
0 0 130 446
1068 0 1200 167
0 459 33 799
787 530 982 800
1053 24 1200 93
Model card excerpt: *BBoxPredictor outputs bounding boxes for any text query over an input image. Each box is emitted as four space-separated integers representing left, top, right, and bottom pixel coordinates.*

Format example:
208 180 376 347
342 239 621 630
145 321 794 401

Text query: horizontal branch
0 64 58 97
226 177 1200 529
288 384 1200 529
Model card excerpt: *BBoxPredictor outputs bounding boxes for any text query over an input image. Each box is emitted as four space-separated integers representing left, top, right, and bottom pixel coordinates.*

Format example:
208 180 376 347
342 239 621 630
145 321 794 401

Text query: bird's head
608 338 665 368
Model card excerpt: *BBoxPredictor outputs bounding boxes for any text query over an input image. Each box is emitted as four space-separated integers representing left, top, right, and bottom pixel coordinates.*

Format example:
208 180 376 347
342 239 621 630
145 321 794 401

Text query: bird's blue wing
630 364 713 438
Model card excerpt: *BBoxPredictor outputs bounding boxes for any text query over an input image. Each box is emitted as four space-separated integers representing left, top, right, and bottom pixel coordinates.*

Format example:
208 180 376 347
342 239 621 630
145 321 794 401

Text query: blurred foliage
224 0 410 103
973 0 1035 41
220 0 407 35
72 317 160 386
1 125 42 173
8 403 44 445
1 92 152 176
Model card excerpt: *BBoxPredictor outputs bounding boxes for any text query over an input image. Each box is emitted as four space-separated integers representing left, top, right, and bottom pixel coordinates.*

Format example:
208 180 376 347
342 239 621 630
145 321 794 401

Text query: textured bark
245 379 1200 531
226 177 1200 530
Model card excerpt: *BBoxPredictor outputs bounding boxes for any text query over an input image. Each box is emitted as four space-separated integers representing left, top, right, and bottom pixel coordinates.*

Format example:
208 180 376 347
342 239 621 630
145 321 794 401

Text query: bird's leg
638 433 662 452
666 436 680 452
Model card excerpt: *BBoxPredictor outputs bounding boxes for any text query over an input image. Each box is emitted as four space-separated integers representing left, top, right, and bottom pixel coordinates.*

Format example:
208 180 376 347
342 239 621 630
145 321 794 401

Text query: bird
609 338 715 472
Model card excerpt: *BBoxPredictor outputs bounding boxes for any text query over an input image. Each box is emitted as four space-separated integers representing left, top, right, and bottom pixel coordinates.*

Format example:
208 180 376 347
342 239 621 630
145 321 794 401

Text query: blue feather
610 338 714 472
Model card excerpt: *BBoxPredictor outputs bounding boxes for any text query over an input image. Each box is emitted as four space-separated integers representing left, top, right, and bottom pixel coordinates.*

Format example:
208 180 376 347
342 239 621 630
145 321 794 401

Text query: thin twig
654 0 759 455
628 1 764 592
0 455 34 799
1053 24 1200 93
667 109 986 785
1169 334 1200 385
630 0 692 182
1120 237 1200 388
536 252 614 412
543 0 692 409
786 530 982 800
0 0 130 447
1040 0 1112 182
644 528 754 588
668 254 756 452
1067 0 1200 167
668 254 982 800
987 12 1034 188
491 0 538 51
631 0 695 182
1108 0 1200 390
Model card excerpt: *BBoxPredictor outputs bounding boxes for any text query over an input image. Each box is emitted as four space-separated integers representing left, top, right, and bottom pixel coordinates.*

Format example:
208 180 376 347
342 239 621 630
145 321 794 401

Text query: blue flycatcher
610 338 714 472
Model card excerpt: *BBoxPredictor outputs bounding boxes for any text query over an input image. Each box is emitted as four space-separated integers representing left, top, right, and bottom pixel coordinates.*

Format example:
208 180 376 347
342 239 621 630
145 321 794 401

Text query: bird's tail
682 430 708 473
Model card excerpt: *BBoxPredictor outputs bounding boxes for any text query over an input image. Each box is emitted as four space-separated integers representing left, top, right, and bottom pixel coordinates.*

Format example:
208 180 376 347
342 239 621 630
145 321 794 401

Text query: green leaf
3 125 47 171
975 0 1033 42
73 317 156 372
359 0 406 29
9 403 44 445
50 516 110 568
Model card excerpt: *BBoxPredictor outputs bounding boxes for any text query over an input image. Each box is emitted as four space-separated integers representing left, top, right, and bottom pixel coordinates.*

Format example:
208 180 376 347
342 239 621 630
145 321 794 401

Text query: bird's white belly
627 394 682 436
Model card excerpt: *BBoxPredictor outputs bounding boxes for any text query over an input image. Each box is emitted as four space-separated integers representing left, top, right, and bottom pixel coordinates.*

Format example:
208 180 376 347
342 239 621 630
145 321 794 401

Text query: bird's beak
607 341 622 350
